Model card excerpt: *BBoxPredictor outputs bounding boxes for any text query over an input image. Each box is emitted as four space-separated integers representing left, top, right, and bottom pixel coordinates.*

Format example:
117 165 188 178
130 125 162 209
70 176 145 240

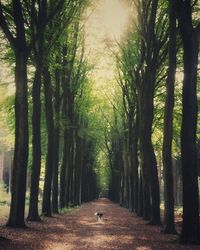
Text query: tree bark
74 133 84 205
162 0 177 234
27 67 42 221
42 67 54 217
27 0 48 221
60 128 68 209
138 91 151 221
52 67 61 214
137 170 143 217
136 0 161 225
122 133 129 208
7 51 29 227
60 46 68 209
132 108 139 214
0 0 29 228
65 130 74 205
139 83 161 224
175 0 200 244
27 34 44 220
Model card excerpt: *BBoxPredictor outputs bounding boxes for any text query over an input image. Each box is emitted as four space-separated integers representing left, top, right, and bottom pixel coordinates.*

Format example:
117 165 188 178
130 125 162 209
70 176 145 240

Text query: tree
175 0 200 244
116 49 139 212
52 55 61 214
42 67 55 216
162 0 177 234
0 0 68 227
27 0 47 222
60 20 81 208
29 0 85 217
0 0 31 227
133 0 169 225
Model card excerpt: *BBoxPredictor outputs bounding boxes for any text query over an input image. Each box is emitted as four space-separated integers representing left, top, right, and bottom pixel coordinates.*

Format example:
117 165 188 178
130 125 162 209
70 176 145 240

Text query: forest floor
0 198 199 250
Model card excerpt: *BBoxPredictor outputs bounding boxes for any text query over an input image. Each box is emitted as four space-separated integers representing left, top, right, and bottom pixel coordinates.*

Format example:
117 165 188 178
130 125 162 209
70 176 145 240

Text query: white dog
94 212 103 221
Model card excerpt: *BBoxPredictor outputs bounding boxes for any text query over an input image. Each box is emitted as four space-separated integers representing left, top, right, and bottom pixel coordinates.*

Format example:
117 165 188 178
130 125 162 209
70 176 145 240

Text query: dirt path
0 199 199 250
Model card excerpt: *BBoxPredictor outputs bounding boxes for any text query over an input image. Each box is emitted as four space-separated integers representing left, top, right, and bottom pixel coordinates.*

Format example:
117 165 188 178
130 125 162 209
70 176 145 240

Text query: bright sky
85 0 130 95
99 0 130 39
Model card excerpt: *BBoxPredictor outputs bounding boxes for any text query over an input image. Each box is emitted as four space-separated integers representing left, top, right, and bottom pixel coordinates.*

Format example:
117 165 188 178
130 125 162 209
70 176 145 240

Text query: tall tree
0 0 30 227
117 54 139 212
60 45 68 209
162 0 177 234
27 0 47 222
136 0 163 225
27 0 71 221
0 0 67 226
52 57 61 214
60 21 80 208
42 67 55 216
175 0 200 244
29 0 84 217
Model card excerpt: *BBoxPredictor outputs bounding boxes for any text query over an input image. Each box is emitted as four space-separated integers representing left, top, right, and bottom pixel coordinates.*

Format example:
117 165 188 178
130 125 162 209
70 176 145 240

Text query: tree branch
0 3 16 48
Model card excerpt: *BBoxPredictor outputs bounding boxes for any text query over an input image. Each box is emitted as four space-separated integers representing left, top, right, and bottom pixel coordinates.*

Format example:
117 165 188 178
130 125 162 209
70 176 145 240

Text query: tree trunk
60 128 68 209
119 155 124 206
27 0 47 221
175 1 200 244
64 129 73 206
128 105 136 212
137 170 143 217
42 68 54 217
74 134 83 206
70 131 75 205
162 0 177 234
138 94 151 221
65 95 75 205
27 67 42 221
52 125 59 213
52 67 61 214
60 46 68 209
139 85 161 224
122 133 129 208
7 51 29 227
133 108 139 214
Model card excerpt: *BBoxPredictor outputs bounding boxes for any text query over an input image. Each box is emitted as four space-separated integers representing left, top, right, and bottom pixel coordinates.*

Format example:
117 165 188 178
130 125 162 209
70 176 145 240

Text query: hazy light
85 0 130 97
101 0 130 39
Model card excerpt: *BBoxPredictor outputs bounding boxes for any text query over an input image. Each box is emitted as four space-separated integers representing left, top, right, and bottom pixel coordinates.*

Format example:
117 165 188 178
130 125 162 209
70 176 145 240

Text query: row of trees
108 0 200 245
0 0 199 246
0 0 98 227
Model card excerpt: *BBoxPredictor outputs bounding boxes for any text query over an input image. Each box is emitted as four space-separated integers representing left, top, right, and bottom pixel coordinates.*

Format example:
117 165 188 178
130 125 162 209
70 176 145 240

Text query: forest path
0 198 199 250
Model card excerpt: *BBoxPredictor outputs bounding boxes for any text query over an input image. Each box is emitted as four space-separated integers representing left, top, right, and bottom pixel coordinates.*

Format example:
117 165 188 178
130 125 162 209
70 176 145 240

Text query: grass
0 185 42 220
59 207 72 214
0 184 10 219
0 182 79 220
59 204 81 215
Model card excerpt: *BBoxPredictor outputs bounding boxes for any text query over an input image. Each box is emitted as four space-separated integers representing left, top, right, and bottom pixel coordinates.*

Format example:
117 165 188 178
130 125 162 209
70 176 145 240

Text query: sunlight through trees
0 0 199 247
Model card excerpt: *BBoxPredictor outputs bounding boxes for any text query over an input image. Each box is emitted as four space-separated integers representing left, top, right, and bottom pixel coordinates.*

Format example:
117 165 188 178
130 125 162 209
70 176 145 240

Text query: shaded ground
0 199 199 250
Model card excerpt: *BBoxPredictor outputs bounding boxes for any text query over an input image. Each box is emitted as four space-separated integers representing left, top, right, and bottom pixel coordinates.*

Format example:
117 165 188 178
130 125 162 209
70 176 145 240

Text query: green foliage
0 183 10 205
0 94 14 152
0 183 10 218
1 0 198 210
59 207 72 214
